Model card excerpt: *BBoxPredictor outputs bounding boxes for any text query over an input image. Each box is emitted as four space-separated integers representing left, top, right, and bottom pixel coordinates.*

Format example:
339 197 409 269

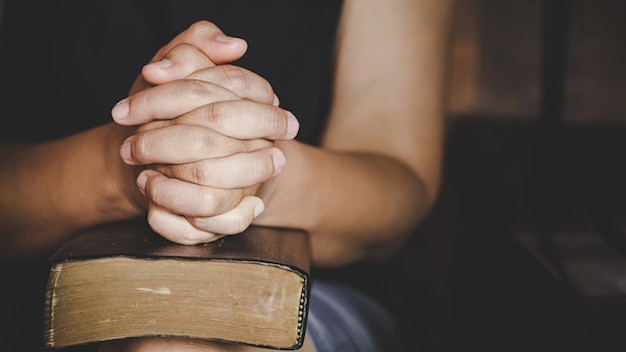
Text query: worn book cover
43 219 311 350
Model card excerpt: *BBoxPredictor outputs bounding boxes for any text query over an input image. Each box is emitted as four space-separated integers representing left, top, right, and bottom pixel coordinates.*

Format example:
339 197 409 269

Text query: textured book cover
43 219 311 350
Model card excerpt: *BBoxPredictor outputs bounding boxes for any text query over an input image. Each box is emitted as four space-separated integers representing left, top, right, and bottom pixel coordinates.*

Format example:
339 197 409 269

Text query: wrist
102 123 147 220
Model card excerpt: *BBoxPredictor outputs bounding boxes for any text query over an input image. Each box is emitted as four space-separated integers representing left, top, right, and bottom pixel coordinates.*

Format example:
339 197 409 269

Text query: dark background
1 0 625 351
320 0 626 351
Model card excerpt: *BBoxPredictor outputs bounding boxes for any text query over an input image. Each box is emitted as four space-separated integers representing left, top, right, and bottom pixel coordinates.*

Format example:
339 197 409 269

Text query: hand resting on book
110 22 298 245
0 1 452 351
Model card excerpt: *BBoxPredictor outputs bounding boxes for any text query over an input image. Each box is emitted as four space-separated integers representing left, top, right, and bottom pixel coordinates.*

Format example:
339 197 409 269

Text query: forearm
256 140 433 267
266 0 451 267
0 123 141 259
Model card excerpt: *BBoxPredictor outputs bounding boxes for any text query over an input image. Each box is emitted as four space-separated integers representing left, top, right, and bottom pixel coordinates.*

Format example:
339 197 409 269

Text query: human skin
112 0 454 267
0 0 452 350
100 0 454 350
0 22 279 259
1 0 453 267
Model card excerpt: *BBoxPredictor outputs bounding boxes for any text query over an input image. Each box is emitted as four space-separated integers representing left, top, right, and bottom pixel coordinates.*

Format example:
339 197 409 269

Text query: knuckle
192 163 212 185
170 163 215 190
196 191 221 214
186 128 218 154
206 102 228 128
184 79 212 100
266 108 287 134
166 162 204 185
219 65 249 93
250 157 273 182
188 20 218 37
200 189 241 215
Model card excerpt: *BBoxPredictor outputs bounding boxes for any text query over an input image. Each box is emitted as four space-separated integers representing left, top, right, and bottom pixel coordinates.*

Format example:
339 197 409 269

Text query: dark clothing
0 2 402 351
1 3 340 348
0 0 342 144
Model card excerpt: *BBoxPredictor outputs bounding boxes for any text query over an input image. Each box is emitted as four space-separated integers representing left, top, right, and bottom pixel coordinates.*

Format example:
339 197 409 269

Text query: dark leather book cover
49 218 311 275
44 218 311 350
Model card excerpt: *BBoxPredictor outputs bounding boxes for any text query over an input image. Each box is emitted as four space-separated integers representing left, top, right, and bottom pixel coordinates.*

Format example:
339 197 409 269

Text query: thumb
152 20 247 65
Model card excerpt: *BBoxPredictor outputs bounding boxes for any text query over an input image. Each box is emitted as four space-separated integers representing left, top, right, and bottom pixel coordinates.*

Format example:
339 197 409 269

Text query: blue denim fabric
305 280 404 352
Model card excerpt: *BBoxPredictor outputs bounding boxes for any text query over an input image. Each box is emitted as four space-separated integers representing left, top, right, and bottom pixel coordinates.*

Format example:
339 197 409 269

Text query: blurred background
1 0 624 351
320 0 626 351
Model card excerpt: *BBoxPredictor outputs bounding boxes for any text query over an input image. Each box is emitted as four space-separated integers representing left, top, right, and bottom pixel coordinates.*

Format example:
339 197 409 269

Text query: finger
151 148 287 188
131 21 247 95
150 21 247 66
147 204 226 245
146 196 265 245
112 79 240 125
128 63 281 124
120 122 283 168
131 43 216 94
120 124 249 165
187 196 265 237
137 170 244 217
147 100 299 140
140 43 219 88
139 63 278 111
187 65 278 106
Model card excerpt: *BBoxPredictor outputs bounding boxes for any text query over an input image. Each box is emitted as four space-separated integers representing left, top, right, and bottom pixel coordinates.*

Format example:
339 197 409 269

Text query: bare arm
89 1 453 267
256 0 453 266
112 0 454 266
0 22 248 259
0 124 137 259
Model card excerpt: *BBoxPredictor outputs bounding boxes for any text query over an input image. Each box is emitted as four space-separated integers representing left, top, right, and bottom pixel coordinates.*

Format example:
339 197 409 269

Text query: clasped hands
112 21 298 245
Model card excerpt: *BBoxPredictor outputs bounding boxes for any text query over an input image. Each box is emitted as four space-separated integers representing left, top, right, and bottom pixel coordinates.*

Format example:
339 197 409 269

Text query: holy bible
43 219 311 350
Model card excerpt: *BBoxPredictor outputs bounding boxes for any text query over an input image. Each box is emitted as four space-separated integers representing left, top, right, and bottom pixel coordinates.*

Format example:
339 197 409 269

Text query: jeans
306 279 404 352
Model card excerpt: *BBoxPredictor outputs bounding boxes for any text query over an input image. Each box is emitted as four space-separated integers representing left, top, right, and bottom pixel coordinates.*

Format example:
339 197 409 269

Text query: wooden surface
446 0 626 124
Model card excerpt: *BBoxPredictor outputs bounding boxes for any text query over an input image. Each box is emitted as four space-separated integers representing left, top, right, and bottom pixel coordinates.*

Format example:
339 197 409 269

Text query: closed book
43 219 310 350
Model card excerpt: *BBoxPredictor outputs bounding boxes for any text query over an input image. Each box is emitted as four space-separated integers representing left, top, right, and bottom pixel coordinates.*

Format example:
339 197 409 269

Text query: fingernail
111 99 129 120
253 201 265 219
286 112 299 138
136 173 148 195
120 141 133 164
273 94 280 107
151 59 173 69
272 150 287 177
